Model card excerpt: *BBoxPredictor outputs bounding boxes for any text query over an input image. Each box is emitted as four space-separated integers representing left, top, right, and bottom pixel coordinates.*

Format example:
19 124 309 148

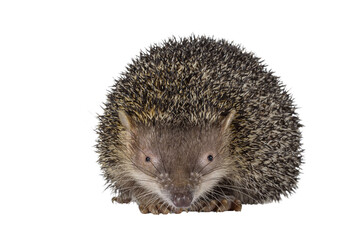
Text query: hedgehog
96 36 303 214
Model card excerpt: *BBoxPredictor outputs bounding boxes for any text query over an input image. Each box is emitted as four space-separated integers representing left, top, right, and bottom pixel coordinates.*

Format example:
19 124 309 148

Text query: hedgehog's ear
219 110 236 133
118 110 137 135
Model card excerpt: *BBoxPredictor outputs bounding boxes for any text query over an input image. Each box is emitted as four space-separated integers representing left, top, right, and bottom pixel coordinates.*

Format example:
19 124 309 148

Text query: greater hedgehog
96 36 303 214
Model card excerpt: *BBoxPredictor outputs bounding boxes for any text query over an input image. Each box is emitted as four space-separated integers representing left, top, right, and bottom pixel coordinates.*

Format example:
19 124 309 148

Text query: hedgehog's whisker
135 191 153 201
200 165 228 177
210 189 231 209
158 201 168 211
135 191 157 205
197 145 227 174
133 179 159 184
204 190 223 210
129 160 158 178
130 141 163 175
193 195 207 211
215 184 259 194
119 148 160 179
216 184 261 203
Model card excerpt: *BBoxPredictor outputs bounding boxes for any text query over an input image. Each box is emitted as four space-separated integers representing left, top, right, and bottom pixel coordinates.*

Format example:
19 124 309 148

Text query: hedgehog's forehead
134 125 221 166
136 124 219 147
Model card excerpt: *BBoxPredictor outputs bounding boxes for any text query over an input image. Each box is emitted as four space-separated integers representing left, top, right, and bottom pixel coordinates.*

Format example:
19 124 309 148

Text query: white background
1 0 359 239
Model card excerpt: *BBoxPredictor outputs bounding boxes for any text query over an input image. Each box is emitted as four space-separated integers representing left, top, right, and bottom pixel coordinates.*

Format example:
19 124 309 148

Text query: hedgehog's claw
200 199 218 212
232 199 242 211
112 196 131 204
198 198 242 212
138 203 172 215
148 204 159 214
138 198 241 214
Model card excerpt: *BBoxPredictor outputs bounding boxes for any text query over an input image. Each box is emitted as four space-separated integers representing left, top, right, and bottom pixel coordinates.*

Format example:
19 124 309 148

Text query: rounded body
96 36 302 212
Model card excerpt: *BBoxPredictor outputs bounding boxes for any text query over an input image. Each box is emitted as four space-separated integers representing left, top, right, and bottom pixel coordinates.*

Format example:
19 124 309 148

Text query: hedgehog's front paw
138 203 173 215
112 195 132 204
197 198 242 212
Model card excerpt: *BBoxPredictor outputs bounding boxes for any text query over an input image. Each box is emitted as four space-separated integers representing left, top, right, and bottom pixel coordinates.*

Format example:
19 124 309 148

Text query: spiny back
112 36 270 126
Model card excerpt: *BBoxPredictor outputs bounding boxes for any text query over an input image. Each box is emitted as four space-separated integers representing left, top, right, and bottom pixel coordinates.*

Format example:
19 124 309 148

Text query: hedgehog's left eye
145 156 151 162
207 155 213 161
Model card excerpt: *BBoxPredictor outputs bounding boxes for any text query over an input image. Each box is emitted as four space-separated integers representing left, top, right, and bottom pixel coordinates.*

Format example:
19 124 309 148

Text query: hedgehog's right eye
145 156 151 162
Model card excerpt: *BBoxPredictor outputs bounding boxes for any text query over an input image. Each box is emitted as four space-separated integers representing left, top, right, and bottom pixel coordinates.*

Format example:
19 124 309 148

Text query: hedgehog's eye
207 155 213 161
145 156 151 162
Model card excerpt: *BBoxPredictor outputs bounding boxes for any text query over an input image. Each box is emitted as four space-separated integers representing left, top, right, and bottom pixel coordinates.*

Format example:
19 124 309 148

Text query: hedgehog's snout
159 172 200 208
170 190 193 208
162 183 194 207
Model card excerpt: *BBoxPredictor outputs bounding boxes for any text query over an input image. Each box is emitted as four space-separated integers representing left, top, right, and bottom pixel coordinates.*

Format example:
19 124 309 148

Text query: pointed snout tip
171 192 194 208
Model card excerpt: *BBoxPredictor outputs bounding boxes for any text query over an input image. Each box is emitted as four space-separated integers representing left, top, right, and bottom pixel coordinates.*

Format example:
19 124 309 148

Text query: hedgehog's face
118 111 235 209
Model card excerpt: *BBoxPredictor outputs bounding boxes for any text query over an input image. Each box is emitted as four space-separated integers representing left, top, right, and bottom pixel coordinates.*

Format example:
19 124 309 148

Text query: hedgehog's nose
171 192 193 208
